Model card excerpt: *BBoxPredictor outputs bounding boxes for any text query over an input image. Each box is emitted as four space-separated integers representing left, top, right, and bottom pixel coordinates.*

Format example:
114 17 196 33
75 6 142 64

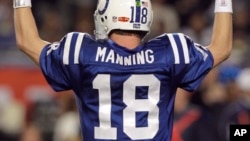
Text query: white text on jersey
95 47 155 66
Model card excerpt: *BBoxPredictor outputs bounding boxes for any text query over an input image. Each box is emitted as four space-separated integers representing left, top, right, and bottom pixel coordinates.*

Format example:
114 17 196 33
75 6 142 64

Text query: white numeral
93 74 117 139
93 74 160 140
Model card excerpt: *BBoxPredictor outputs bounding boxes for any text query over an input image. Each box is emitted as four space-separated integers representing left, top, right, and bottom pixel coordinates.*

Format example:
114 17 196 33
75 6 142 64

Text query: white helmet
94 0 153 39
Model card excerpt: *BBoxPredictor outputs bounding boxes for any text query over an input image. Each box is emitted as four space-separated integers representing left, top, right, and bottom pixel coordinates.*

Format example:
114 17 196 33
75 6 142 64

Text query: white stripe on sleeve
74 33 85 64
178 33 190 64
168 34 180 64
63 33 74 65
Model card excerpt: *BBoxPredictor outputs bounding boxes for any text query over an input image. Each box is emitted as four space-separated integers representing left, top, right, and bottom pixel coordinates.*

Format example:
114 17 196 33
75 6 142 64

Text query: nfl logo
221 0 227 6
112 16 117 22
142 1 148 7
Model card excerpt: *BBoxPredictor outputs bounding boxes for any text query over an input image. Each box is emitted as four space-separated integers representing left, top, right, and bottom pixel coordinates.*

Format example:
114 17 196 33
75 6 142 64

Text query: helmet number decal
130 0 148 25
141 8 148 24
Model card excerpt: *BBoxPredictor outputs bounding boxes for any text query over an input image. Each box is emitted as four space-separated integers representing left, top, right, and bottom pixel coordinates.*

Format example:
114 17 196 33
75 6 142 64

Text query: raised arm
207 0 233 67
13 0 50 65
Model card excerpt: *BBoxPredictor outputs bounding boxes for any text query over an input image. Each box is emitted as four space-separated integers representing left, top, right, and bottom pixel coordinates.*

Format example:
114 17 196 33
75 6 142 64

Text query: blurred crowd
0 0 250 141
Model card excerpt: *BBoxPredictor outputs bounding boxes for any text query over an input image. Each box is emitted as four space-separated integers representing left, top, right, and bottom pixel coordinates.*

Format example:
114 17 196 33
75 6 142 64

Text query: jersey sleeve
167 33 214 92
39 32 86 91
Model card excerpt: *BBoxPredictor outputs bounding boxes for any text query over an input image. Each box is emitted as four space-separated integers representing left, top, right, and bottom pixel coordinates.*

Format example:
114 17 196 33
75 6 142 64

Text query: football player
13 0 233 140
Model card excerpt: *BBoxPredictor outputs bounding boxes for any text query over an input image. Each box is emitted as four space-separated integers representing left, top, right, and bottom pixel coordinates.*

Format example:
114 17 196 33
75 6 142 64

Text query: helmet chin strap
94 30 108 40
94 12 108 40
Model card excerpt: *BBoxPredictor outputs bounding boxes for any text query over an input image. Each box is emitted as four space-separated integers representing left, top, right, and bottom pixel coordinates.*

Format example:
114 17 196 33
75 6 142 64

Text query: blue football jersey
40 32 213 141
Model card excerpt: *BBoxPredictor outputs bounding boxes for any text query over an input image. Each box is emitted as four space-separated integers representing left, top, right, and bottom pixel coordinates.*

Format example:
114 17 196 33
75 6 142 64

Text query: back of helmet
94 0 153 40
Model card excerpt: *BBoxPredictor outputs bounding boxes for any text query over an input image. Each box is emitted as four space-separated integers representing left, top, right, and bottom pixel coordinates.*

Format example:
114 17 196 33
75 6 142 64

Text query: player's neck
110 33 141 50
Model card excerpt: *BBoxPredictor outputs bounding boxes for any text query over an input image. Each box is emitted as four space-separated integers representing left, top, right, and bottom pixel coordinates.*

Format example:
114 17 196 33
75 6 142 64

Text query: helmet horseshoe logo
98 0 110 15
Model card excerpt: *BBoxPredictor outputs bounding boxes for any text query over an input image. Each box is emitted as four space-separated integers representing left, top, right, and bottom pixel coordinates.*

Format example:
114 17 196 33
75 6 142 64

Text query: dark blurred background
0 0 250 141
